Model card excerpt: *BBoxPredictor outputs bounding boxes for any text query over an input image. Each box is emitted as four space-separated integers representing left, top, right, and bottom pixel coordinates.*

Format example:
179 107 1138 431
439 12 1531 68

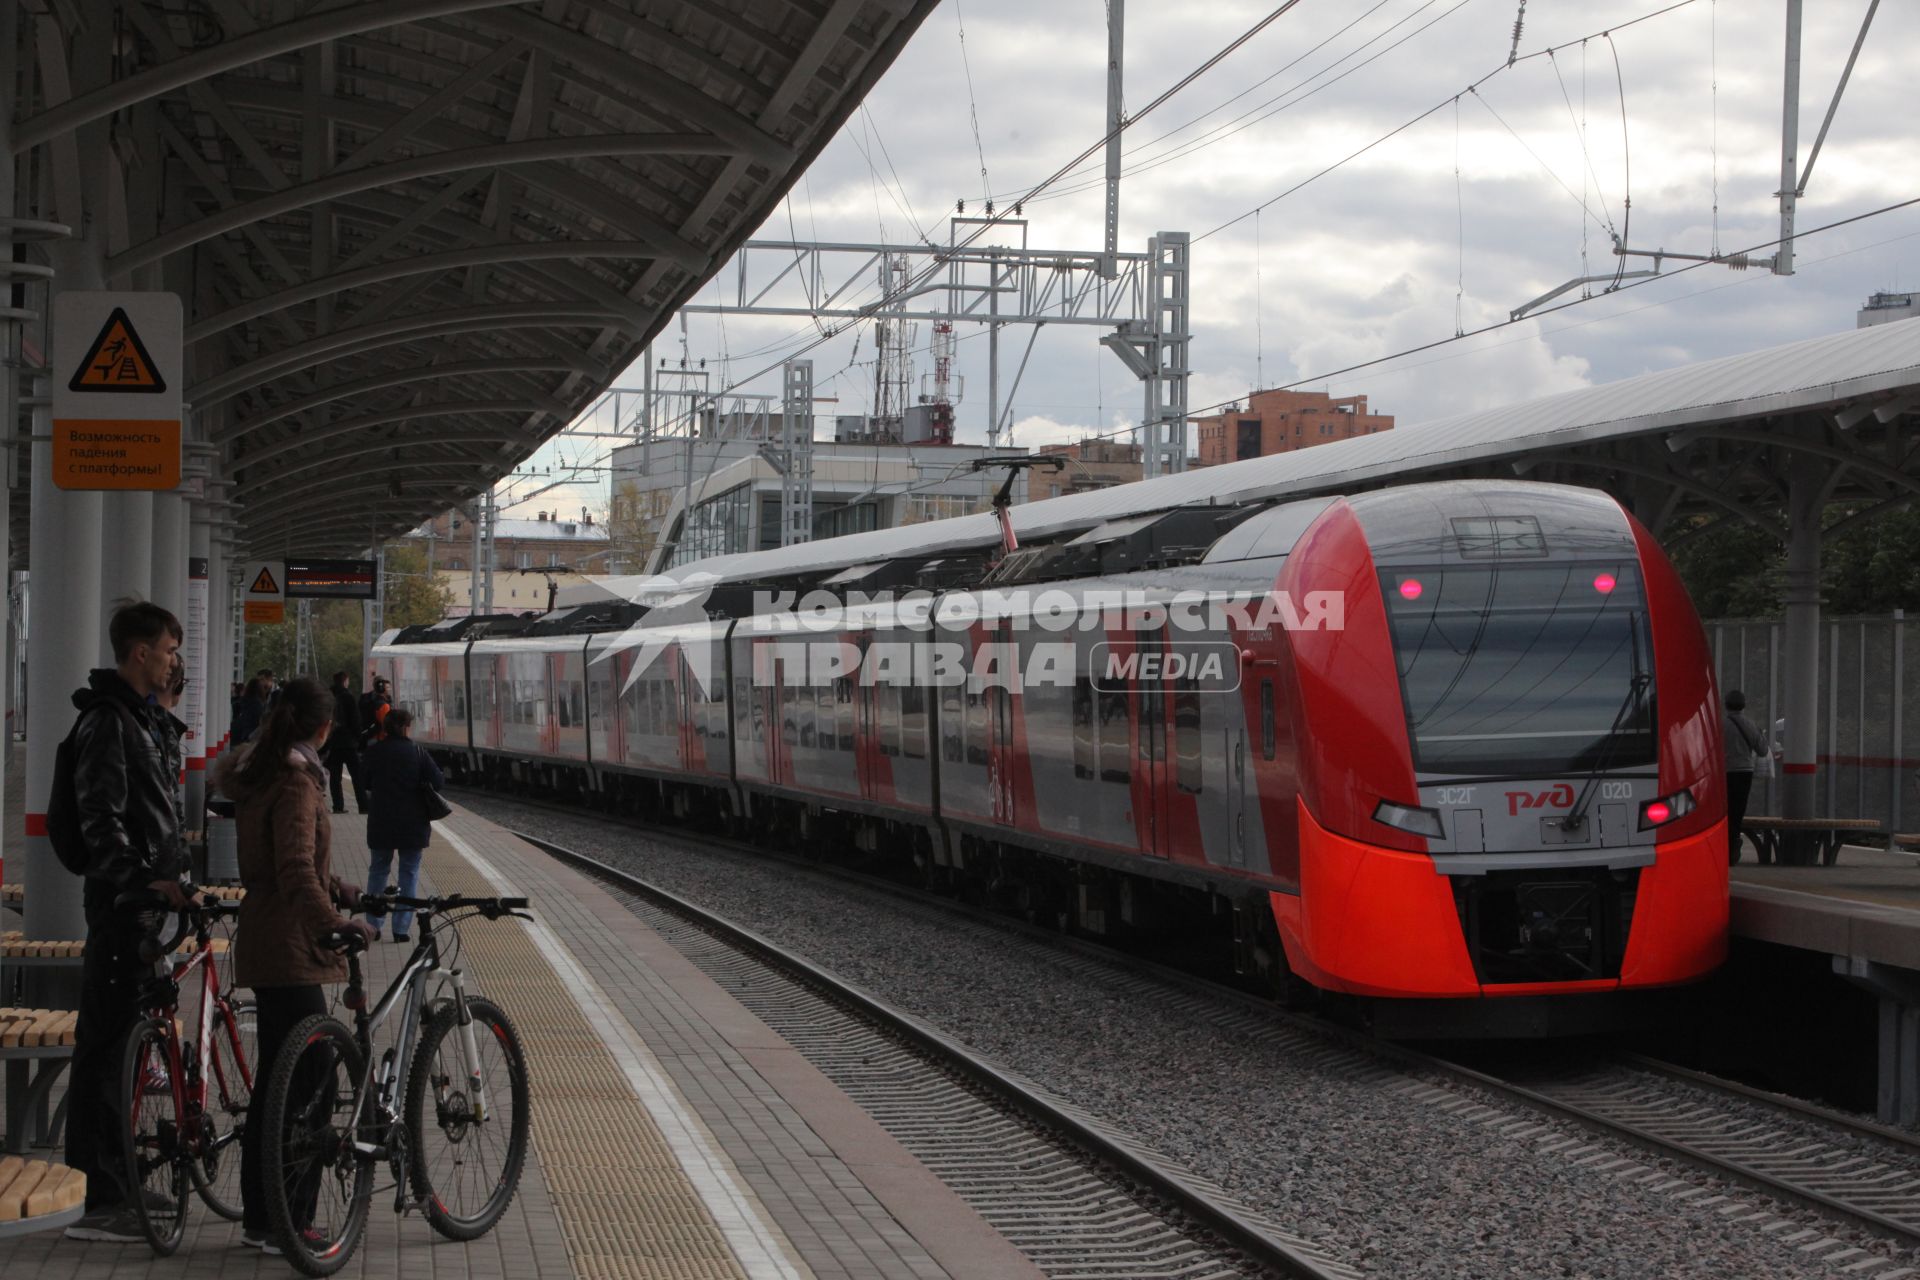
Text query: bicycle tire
190 996 254 1220
404 996 530 1241
120 1017 189 1255
260 1013 373 1278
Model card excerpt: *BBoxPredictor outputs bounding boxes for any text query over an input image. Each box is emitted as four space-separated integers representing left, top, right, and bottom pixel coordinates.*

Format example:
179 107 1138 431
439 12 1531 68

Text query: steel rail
504 823 1352 1280
469 792 1920 1252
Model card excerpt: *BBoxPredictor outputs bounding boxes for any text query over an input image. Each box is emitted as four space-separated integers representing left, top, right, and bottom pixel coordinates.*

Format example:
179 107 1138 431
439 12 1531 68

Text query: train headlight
1639 789 1696 830
1374 799 1445 839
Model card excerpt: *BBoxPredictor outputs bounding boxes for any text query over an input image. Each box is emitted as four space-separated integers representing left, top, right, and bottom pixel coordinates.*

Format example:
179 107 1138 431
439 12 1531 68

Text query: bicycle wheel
191 996 255 1220
260 1014 373 1278
120 1017 189 1255
404 996 530 1241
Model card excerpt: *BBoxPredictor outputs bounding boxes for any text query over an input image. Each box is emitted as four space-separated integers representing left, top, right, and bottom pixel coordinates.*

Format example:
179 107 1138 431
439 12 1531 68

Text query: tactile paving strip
419 840 753 1280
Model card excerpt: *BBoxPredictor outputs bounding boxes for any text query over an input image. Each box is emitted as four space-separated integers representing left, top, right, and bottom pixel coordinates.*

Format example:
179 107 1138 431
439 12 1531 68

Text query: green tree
1665 504 1920 620
1664 516 1781 618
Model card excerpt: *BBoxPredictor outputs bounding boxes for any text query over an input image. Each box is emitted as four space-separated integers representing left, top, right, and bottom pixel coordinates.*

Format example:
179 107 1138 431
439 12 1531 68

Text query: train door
988 620 1017 827
1135 627 1172 858
1228 714 1251 870
674 644 700 772
851 633 877 801
758 639 793 786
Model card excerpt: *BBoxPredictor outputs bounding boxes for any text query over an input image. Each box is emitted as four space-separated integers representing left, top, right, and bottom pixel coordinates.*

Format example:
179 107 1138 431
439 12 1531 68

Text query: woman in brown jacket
212 677 371 1251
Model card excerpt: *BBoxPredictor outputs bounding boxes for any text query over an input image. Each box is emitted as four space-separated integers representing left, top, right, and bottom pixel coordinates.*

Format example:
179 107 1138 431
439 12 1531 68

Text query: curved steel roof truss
13 0 937 553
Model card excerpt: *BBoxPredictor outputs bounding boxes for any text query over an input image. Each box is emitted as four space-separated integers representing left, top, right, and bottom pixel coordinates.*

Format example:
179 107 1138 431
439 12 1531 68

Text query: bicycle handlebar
113 885 242 920
364 891 529 919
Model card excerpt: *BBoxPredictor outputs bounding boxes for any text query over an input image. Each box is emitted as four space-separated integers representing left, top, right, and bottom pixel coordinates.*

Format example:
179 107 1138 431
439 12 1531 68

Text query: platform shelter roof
10 0 937 554
660 319 1920 587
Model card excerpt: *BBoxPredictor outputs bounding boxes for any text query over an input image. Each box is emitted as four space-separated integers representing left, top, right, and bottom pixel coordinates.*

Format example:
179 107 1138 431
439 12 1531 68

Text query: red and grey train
375 480 1728 1034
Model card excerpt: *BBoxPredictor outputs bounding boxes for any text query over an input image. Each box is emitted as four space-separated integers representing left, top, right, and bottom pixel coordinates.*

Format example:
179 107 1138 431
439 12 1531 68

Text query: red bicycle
119 889 257 1255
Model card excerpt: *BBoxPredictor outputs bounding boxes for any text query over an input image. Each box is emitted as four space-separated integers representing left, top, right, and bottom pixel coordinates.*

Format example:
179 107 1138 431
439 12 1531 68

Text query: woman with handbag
358 707 448 942
212 677 371 1249
1725 690 1768 865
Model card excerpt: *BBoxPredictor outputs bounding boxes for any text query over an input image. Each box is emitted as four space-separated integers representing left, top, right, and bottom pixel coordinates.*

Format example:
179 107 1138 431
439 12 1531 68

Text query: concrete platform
0 799 1038 1279
1732 845 1920 970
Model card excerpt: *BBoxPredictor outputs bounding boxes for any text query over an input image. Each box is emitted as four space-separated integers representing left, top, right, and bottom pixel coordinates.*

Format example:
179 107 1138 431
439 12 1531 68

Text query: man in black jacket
327 670 367 813
63 602 192 1243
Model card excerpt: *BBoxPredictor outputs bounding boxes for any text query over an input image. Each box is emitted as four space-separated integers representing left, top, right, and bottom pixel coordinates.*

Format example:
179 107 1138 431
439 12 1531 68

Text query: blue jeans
367 847 423 937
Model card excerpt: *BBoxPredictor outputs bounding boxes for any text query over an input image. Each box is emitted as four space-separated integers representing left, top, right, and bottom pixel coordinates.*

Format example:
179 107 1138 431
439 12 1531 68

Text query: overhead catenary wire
680 1 1311 424
946 193 1920 464
995 0 1468 209
1197 0 1698 244
953 0 994 204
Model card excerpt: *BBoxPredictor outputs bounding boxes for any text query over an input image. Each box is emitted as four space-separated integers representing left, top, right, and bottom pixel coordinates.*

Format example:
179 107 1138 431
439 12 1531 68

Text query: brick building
1193 389 1393 466
1027 439 1144 503
405 508 612 615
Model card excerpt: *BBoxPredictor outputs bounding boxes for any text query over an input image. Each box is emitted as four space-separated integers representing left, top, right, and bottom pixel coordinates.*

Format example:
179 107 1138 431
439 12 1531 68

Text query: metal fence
1709 612 1916 830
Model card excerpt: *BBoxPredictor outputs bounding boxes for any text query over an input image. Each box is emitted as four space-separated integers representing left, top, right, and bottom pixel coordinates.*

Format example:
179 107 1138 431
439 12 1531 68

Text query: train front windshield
1380 562 1656 777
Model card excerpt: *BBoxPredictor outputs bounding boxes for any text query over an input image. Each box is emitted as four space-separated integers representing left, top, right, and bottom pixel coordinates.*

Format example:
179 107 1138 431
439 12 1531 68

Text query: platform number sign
51 291 183 490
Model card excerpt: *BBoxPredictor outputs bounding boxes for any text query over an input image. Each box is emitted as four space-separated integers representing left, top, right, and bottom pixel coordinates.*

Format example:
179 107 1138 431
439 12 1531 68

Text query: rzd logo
1504 783 1575 817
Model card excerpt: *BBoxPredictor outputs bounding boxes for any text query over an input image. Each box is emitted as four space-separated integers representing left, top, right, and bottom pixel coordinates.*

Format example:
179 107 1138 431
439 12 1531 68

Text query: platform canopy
10 0 936 554
659 318 1920 586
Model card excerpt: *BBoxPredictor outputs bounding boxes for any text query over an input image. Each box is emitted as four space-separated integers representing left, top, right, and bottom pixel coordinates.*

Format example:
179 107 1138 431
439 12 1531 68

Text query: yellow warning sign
250 566 280 595
67 307 169 394
51 419 182 490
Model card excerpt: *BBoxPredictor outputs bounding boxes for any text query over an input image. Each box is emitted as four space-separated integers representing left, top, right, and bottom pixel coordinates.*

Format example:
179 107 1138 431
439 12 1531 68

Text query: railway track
508 825 1358 1280
475 792 1920 1270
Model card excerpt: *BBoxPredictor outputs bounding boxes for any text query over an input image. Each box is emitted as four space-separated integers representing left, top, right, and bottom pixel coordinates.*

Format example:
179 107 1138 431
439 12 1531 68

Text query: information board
285 558 378 600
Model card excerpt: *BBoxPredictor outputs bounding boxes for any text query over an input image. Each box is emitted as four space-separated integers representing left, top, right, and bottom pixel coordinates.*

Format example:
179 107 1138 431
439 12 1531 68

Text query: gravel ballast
464 796 1920 1280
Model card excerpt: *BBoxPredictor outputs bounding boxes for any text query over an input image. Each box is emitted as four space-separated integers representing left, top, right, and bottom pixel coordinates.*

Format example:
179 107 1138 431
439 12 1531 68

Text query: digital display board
285 558 377 600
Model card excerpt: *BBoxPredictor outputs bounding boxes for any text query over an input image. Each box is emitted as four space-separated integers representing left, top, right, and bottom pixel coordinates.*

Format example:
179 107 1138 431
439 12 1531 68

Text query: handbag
415 743 454 822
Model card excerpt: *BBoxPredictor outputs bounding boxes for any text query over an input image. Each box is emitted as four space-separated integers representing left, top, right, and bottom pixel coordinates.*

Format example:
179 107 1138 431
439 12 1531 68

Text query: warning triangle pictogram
250 566 280 595
67 307 167 394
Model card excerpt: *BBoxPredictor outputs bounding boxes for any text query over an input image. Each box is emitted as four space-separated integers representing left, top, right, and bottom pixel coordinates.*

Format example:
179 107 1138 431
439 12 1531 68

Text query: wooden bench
1 1007 77 1157
1894 833 1920 853
0 1156 86 1236
0 884 19 913
1742 816 1885 867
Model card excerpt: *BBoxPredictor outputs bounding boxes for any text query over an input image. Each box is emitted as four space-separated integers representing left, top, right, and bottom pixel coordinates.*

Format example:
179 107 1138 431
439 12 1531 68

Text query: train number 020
1600 781 1635 801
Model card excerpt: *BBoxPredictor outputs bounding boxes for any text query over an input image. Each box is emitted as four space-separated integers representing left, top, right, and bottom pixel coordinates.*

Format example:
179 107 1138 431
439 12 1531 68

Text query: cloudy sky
501 0 1919 520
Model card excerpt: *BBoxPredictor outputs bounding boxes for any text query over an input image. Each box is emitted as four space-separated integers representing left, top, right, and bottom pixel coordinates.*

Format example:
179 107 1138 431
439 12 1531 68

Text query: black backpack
46 701 141 876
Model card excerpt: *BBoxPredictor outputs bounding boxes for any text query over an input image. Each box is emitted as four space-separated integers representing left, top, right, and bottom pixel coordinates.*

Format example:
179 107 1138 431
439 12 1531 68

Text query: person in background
232 677 268 745
325 671 367 815
360 678 393 749
212 678 369 1251
256 668 279 708
359 708 444 943
1725 690 1767 865
63 602 192 1243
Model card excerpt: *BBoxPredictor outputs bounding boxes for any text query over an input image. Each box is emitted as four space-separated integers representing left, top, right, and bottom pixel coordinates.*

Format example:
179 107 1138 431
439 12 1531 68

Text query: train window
780 680 798 747
1381 562 1655 775
901 683 926 760
1098 687 1130 784
941 681 964 763
1260 680 1275 760
799 686 817 748
965 689 988 765
556 687 571 728
570 683 584 729
1072 676 1095 779
1175 678 1202 795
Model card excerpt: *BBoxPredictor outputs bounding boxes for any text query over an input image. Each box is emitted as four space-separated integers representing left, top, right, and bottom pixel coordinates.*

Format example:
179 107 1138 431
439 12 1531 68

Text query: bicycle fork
448 970 493 1125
